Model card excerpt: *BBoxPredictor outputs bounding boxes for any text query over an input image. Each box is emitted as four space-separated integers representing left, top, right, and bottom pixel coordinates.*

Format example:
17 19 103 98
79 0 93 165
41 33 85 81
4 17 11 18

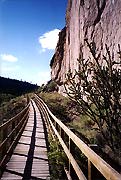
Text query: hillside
0 76 39 123
0 76 39 96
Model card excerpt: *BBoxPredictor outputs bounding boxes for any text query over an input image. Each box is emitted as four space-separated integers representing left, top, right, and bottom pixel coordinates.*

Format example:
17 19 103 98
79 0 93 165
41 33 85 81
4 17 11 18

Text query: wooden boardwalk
1 100 50 180
1 94 121 180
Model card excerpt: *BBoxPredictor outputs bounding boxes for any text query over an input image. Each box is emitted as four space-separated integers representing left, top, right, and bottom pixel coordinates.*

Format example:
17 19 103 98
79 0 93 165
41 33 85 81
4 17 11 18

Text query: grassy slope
38 92 121 172
37 92 97 143
0 94 28 125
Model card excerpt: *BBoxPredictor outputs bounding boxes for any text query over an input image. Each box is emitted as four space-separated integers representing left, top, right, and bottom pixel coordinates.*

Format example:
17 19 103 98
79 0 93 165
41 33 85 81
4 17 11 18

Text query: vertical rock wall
50 0 121 93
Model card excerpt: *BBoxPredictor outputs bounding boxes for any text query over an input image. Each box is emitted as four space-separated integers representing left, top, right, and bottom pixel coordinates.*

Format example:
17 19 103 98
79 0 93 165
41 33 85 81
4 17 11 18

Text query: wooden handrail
35 97 86 179
0 107 29 150
0 103 30 172
34 94 121 180
0 104 29 131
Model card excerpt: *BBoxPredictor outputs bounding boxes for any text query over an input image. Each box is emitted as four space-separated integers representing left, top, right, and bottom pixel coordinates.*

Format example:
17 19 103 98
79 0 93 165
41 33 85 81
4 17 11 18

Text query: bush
48 135 67 179
43 80 58 92
0 95 27 124
38 92 71 122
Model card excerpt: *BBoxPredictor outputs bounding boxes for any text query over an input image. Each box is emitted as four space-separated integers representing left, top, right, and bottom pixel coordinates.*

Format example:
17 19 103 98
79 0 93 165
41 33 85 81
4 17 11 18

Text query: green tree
43 80 58 92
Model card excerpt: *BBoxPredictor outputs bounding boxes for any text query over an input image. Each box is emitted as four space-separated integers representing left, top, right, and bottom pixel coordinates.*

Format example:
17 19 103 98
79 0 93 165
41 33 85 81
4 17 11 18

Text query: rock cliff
50 0 121 93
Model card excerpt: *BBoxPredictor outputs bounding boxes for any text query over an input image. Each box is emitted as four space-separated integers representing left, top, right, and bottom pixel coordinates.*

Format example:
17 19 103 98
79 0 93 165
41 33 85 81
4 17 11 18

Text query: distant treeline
0 76 39 96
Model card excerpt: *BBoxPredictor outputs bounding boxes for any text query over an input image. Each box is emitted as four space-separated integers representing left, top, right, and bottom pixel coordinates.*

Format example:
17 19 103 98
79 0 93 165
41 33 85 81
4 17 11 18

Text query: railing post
88 159 91 180
69 128 75 178
88 144 98 180
0 128 3 162
1 126 7 162
69 136 71 176
11 121 15 142
27 95 30 104
60 127 64 139
55 121 58 130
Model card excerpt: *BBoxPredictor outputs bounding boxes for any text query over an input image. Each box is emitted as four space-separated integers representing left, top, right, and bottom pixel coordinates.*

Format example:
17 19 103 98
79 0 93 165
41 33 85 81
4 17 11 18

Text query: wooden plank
14 144 30 156
22 131 32 137
1 172 22 180
6 155 27 174
35 132 45 139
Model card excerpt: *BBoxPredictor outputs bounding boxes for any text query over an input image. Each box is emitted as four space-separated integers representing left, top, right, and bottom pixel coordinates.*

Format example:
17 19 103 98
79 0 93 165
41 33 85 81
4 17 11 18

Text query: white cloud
37 71 51 85
0 54 18 62
0 63 20 80
1 64 19 73
38 29 60 51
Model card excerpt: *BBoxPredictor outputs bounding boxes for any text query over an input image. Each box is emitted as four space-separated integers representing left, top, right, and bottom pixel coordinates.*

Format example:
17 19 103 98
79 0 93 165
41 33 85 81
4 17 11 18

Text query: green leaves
48 136 67 179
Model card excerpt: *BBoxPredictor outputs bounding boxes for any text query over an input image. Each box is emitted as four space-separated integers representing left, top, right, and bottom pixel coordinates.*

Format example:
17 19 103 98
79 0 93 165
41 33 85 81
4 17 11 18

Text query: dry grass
37 92 97 144
0 94 28 125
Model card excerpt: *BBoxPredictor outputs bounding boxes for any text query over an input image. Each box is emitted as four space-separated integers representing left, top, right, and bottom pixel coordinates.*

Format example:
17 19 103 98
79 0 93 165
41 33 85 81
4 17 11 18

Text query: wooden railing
0 103 30 174
34 94 121 180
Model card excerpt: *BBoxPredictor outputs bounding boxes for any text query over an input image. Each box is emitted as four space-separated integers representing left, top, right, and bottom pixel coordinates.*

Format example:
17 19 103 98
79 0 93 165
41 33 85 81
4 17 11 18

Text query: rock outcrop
50 0 121 93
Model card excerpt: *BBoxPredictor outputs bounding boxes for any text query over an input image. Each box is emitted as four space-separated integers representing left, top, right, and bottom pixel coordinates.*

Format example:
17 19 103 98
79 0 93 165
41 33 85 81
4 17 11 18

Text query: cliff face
51 0 121 93
50 27 66 86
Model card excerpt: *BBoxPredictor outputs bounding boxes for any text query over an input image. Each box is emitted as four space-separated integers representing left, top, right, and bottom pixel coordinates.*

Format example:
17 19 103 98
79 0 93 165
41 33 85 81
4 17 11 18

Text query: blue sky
0 0 67 85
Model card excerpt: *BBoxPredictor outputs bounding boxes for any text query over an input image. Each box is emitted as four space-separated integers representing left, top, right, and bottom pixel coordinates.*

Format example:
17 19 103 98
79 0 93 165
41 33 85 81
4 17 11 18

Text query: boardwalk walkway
1 94 121 180
1 100 50 180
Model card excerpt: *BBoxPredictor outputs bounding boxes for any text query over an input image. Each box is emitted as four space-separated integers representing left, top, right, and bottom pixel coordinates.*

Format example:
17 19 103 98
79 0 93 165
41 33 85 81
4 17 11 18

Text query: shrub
43 80 58 92
38 92 71 122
